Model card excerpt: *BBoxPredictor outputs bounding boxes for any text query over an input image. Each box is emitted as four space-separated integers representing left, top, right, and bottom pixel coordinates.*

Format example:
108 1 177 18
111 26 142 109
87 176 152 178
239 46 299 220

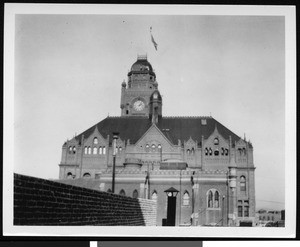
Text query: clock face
133 100 145 111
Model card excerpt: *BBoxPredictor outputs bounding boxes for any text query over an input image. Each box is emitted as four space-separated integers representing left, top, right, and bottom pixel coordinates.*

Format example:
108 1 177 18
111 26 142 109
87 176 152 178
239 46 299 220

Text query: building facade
58 55 256 226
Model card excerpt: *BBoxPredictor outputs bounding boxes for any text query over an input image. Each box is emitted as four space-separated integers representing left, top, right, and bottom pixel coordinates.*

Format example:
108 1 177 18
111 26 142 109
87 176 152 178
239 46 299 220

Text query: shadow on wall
14 173 156 226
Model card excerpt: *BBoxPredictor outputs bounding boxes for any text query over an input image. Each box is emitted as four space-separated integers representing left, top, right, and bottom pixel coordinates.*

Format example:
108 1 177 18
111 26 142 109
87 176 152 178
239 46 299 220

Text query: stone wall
14 173 156 226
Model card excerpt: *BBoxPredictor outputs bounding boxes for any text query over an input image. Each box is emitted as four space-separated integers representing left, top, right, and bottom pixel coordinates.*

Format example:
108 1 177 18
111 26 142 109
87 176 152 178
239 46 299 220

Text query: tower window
240 176 246 192
207 189 221 208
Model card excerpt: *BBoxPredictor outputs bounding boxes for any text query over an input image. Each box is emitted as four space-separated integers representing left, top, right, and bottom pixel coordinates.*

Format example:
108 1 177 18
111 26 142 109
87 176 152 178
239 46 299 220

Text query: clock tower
120 55 160 117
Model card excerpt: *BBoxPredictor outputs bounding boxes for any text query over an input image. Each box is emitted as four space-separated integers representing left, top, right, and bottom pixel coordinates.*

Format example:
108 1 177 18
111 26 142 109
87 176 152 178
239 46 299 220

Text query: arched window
151 144 156 152
93 147 97 154
207 189 221 208
93 137 98 145
209 148 212 156
151 191 158 200
99 147 102 155
191 148 195 155
187 149 190 155
83 173 91 178
183 191 190 206
225 148 229 156
240 176 246 191
73 146 76 154
214 191 219 208
119 189 126 196
102 146 106 154
214 138 219 145
132 190 138 199
145 144 150 152
119 147 122 153
205 148 208 156
84 146 88 154
214 148 219 156
88 146 91 154
208 190 213 208
221 148 225 155
69 146 72 154
107 188 112 193
242 148 246 155
67 172 73 179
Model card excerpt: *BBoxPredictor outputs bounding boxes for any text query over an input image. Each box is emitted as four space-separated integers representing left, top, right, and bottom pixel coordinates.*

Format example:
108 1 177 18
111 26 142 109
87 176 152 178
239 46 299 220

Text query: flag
150 27 158 51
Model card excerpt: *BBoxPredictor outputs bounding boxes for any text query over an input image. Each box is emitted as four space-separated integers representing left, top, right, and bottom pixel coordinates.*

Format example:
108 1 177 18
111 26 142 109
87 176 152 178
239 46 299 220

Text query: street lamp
164 187 179 226
112 132 119 193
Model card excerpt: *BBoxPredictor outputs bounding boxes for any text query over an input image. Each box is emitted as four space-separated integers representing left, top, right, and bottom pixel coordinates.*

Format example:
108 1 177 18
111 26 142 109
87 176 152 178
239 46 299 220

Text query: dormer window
214 138 219 145
93 137 98 145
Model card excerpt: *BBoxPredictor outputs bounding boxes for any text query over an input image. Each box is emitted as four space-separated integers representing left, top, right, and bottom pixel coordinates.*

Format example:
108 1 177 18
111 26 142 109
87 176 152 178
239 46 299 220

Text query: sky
10 7 290 211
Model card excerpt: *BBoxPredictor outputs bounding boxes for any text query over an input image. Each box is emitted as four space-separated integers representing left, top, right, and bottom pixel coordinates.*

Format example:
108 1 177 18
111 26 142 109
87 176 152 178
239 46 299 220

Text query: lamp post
164 187 179 226
112 132 119 193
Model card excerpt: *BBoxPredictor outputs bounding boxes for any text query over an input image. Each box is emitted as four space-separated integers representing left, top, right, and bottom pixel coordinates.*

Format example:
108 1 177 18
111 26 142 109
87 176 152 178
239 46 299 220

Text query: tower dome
128 55 156 77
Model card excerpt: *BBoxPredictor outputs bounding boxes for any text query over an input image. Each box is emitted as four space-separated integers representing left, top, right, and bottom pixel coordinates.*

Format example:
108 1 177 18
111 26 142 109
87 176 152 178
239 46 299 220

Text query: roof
75 116 245 147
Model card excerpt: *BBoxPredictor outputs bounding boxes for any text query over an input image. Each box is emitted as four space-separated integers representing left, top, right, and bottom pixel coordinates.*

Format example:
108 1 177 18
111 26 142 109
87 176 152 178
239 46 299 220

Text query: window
151 144 156 152
240 176 246 192
119 147 122 152
214 138 219 145
83 173 91 178
72 146 76 154
152 191 157 200
88 146 91 154
145 144 150 152
132 190 138 199
191 148 195 155
93 137 98 145
93 147 97 154
238 206 243 217
183 192 190 206
102 146 106 154
221 148 225 155
205 148 208 156
209 148 212 156
99 147 102 155
84 146 88 154
158 144 162 149
244 206 249 217
208 190 213 208
187 149 190 155
225 148 229 156
67 172 73 179
119 189 126 196
214 191 219 208
214 149 219 156
68 146 72 154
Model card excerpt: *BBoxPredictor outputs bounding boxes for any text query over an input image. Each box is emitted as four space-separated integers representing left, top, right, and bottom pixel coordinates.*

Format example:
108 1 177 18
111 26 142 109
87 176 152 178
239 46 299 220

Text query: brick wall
14 173 157 226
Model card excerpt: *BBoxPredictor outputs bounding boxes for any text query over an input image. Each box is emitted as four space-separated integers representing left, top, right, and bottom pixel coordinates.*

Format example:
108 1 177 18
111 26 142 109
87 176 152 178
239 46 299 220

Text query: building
58 55 256 226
